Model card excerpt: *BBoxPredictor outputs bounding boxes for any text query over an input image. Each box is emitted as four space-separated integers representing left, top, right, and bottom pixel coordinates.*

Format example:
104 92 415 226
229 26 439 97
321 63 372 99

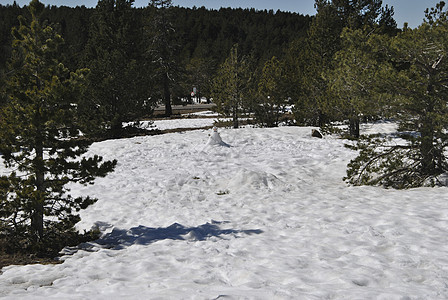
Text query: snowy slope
135 118 219 131
0 123 447 299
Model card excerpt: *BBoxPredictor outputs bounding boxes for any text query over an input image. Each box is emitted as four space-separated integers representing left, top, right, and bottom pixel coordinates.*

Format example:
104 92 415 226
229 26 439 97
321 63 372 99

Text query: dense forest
0 2 311 108
1 0 448 257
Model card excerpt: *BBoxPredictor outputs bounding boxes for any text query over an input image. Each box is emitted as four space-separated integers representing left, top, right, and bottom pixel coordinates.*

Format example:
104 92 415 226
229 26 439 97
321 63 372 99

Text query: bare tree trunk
232 107 239 128
32 140 45 240
420 117 435 175
32 69 44 240
349 117 360 139
420 85 436 176
163 74 172 116
232 94 239 128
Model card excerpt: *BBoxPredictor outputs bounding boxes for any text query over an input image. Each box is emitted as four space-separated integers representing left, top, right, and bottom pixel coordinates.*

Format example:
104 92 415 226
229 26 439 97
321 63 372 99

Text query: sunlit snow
0 120 447 299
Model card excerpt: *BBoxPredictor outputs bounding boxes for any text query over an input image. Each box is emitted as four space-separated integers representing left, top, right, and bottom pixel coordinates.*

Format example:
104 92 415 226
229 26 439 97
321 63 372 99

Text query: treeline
0 2 311 105
0 3 310 66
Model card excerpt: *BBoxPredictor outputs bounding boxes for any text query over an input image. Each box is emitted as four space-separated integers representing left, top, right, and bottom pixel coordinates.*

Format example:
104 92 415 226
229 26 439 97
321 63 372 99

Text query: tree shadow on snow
94 221 263 250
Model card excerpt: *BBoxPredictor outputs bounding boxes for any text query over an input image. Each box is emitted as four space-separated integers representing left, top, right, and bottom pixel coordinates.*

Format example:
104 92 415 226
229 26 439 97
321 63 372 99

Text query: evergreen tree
0 0 116 252
0 2 23 108
253 56 287 127
184 56 214 103
288 1 342 127
145 0 180 116
212 44 252 128
345 1 448 188
46 5 92 71
82 0 152 138
325 0 396 138
289 0 396 135
326 28 390 138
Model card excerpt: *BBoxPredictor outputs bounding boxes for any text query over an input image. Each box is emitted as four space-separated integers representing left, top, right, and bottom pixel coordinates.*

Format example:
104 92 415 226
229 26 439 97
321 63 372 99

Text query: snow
128 117 219 131
1 122 448 299
204 127 230 148
186 110 219 117
127 112 247 131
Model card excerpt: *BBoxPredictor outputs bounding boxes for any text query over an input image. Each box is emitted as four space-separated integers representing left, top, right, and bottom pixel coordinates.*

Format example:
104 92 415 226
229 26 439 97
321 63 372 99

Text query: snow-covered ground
186 110 219 118
1 121 447 299
127 117 218 131
127 111 248 131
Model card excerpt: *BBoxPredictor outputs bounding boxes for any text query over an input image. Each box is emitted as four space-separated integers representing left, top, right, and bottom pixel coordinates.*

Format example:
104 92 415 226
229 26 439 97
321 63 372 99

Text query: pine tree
145 0 180 117
326 28 390 138
289 0 396 134
253 56 287 127
324 0 396 138
82 0 152 138
345 1 448 188
185 56 214 103
211 44 252 128
0 0 116 252
288 1 342 127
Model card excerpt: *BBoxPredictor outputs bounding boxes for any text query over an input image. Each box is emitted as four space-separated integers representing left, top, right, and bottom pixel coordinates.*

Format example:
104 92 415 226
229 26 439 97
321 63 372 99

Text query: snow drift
0 124 447 299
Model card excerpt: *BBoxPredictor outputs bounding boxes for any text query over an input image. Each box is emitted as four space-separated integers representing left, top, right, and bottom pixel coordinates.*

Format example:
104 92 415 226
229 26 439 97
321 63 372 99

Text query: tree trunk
32 142 45 240
163 74 172 116
110 116 123 138
232 106 239 129
317 110 327 127
349 117 360 139
420 117 435 175
420 84 437 176
32 68 44 240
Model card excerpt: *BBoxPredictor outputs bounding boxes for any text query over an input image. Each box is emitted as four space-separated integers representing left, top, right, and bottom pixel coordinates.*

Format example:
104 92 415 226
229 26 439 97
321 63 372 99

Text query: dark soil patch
0 252 62 270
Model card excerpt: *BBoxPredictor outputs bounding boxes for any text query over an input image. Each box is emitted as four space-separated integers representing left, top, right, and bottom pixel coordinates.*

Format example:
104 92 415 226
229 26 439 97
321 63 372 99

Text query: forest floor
0 252 62 270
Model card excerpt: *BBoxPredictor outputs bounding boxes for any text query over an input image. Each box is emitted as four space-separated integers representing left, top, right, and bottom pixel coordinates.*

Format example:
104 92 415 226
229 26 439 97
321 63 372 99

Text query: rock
311 129 323 138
